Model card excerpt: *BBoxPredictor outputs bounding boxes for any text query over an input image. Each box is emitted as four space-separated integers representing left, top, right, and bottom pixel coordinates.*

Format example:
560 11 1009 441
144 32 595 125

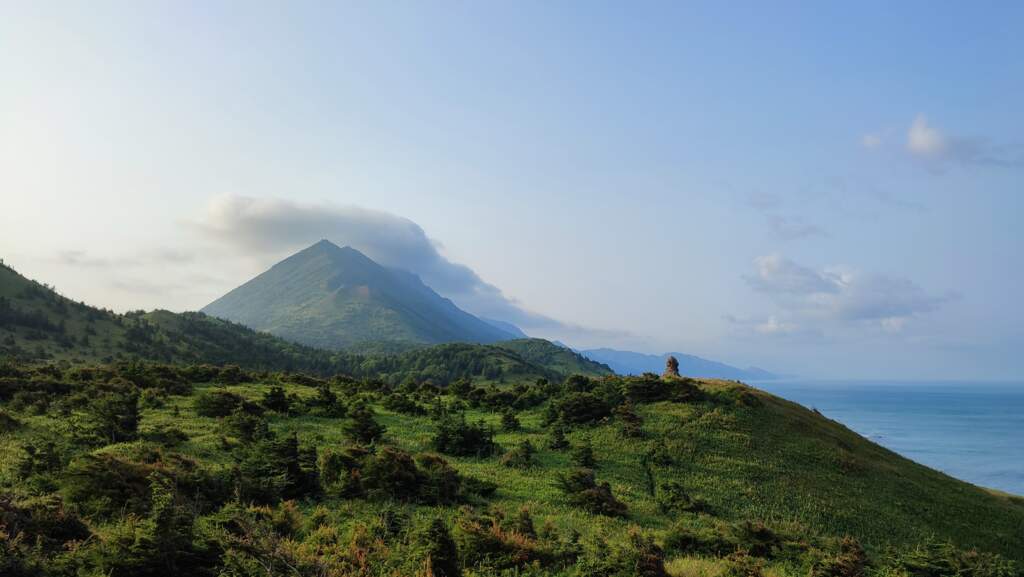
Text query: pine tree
344 403 386 445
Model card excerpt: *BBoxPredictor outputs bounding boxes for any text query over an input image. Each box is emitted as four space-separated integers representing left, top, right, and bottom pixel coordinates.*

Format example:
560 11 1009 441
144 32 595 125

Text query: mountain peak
202 243 516 349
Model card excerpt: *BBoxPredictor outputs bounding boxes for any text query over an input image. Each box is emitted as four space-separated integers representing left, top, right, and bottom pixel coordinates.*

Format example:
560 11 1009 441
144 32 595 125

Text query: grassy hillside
0 262 606 383
498 338 614 377
0 361 1020 577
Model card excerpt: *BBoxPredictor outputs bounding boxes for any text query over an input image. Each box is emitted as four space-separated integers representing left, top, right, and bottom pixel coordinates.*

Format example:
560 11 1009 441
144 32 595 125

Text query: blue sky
1 1 1022 379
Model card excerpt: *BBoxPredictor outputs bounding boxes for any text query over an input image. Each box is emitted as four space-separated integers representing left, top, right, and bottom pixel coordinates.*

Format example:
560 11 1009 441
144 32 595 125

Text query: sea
751 380 1024 496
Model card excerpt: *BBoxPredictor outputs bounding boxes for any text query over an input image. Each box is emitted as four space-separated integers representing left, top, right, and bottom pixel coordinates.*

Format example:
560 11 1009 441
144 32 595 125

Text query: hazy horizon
3 2 1022 380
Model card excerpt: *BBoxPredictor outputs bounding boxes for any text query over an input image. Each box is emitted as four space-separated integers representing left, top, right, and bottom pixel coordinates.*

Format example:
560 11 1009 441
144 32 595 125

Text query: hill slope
202 240 515 350
582 347 776 379
0 364 1020 577
0 261 605 382
497 338 614 377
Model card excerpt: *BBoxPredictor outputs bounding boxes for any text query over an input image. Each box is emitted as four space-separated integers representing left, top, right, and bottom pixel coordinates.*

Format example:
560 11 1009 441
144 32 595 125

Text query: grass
3 373 1023 576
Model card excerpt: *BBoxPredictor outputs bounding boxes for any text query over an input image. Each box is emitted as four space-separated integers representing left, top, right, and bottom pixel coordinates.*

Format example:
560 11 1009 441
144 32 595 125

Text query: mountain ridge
201 240 516 350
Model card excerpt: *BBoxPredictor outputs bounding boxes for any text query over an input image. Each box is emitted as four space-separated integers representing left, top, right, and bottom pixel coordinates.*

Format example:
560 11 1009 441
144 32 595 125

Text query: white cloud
861 133 882 149
755 316 800 335
744 254 952 335
189 194 622 340
907 114 946 156
747 254 838 295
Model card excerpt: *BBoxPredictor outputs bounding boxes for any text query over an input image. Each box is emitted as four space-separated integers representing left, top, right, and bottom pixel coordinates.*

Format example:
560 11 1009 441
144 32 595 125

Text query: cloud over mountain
190 194 613 339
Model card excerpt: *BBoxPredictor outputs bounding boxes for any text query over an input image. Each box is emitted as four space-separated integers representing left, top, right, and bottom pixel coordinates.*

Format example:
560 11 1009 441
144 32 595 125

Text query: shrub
305 384 347 417
454 507 563 572
723 552 766 577
657 481 710 514
812 537 867 577
141 424 190 447
343 404 386 445
382 392 426 416
431 414 498 457
570 439 597 469
557 469 627 517
417 518 461 577
72 389 140 445
317 446 369 498
0 410 22 433
0 495 90 554
563 374 592 393
547 422 569 450
138 387 168 409
731 520 782 558
223 408 270 443
194 390 245 418
663 516 738 557
877 539 1018 577
620 374 702 404
575 530 668 577
236 434 318 504
261 385 291 413
62 448 224 519
360 447 425 502
500 409 521 432
555 392 612 425
415 453 465 505
15 439 65 493
614 400 644 438
500 440 536 469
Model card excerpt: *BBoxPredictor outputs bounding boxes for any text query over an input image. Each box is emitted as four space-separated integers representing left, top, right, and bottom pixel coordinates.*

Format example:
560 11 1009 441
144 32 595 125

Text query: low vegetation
1 359 1022 577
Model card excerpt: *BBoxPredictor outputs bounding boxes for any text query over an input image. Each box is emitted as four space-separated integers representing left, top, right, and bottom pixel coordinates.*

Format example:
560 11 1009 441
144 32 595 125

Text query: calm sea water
752 380 1024 496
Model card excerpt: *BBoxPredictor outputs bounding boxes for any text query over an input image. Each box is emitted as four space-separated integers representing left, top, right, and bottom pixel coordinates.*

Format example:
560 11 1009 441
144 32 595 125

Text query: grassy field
3 364 1020 576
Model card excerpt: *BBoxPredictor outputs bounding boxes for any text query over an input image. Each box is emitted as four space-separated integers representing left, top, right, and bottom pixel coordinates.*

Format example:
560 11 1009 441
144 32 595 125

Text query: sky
1 1 1022 379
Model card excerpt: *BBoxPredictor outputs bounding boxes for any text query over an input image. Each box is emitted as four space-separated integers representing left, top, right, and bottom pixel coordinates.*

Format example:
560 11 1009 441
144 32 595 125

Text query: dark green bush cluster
234 433 319 504
318 446 492 504
454 506 580 573
343 403 386 445
500 440 536 469
194 389 249 417
431 413 499 457
574 529 669 577
657 481 711 514
382 392 426 415
557 468 627 517
61 445 228 519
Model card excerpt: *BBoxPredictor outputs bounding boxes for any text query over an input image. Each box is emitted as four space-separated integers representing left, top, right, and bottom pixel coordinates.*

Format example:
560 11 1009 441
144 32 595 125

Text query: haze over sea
756 381 1024 496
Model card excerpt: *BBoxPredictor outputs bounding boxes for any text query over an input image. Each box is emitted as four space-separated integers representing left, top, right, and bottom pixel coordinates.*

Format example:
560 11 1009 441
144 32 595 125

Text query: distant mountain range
580 348 777 380
202 240 517 350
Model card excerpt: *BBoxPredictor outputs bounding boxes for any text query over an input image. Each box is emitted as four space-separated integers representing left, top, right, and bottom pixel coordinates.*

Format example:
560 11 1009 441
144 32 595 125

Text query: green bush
811 537 867 577
571 439 597 469
260 385 291 413
657 481 710 514
72 390 140 445
235 434 318 504
0 410 22 433
574 530 668 577
382 392 426 416
555 392 612 425
500 408 521 432
431 414 498 457
193 390 245 418
547 422 569 450
557 469 627 517
343 403 386 445
500 440 536 469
